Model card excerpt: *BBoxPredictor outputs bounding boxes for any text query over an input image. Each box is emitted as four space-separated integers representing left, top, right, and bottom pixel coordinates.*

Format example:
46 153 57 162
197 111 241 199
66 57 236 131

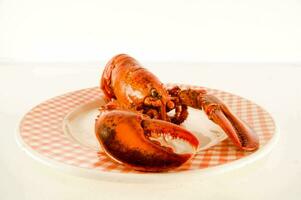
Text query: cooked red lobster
95 54 259 172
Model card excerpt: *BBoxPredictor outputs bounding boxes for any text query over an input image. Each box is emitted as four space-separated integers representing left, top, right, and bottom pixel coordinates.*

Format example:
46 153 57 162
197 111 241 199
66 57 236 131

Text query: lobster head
101 54 174 121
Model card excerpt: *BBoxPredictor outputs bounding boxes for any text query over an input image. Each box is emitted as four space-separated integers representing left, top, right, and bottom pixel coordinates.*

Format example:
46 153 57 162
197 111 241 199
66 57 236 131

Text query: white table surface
1 62 300 200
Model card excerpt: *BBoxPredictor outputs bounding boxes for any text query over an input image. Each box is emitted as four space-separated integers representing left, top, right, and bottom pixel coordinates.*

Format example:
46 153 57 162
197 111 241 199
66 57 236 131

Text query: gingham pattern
19 85 275 173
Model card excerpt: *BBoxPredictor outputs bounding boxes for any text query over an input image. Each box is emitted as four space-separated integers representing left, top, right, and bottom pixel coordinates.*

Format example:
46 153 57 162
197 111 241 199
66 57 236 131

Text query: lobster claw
200 94 259 151
95 110 199 172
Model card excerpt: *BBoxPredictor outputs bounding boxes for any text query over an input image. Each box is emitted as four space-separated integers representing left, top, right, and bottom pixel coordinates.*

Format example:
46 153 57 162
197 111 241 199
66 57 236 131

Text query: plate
16 84 277 182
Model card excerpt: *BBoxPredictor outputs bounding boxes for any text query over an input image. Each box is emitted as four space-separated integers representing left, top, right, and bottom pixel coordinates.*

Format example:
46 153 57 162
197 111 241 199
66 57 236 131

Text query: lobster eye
151 89 159 98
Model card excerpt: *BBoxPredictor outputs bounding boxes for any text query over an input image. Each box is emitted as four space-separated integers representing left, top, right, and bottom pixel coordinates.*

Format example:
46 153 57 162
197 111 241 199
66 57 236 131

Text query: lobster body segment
96 54 260 172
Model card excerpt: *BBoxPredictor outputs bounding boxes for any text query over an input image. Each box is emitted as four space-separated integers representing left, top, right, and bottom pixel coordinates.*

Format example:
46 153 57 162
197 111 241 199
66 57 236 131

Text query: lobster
95 54 259 172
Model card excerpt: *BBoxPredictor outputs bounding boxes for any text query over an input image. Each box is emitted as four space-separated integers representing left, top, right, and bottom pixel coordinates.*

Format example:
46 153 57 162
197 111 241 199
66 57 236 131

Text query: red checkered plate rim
16 84 277 182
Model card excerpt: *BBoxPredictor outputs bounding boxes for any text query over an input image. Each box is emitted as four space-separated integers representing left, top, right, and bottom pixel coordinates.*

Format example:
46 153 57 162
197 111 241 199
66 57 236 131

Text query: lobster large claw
95 110 199 172
179 89 259 151
199 94 259 151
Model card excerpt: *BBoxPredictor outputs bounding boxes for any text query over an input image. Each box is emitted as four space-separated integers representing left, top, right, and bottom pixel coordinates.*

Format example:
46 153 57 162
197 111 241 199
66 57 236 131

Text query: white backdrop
0 0 301 63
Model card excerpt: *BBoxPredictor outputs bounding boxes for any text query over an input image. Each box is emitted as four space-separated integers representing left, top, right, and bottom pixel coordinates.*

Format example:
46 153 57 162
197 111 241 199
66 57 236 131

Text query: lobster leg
95 110 199 172
178 88 259 151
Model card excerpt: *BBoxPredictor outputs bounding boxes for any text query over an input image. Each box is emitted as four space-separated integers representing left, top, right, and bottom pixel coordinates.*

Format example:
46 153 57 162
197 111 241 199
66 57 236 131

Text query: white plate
16 86 278 182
